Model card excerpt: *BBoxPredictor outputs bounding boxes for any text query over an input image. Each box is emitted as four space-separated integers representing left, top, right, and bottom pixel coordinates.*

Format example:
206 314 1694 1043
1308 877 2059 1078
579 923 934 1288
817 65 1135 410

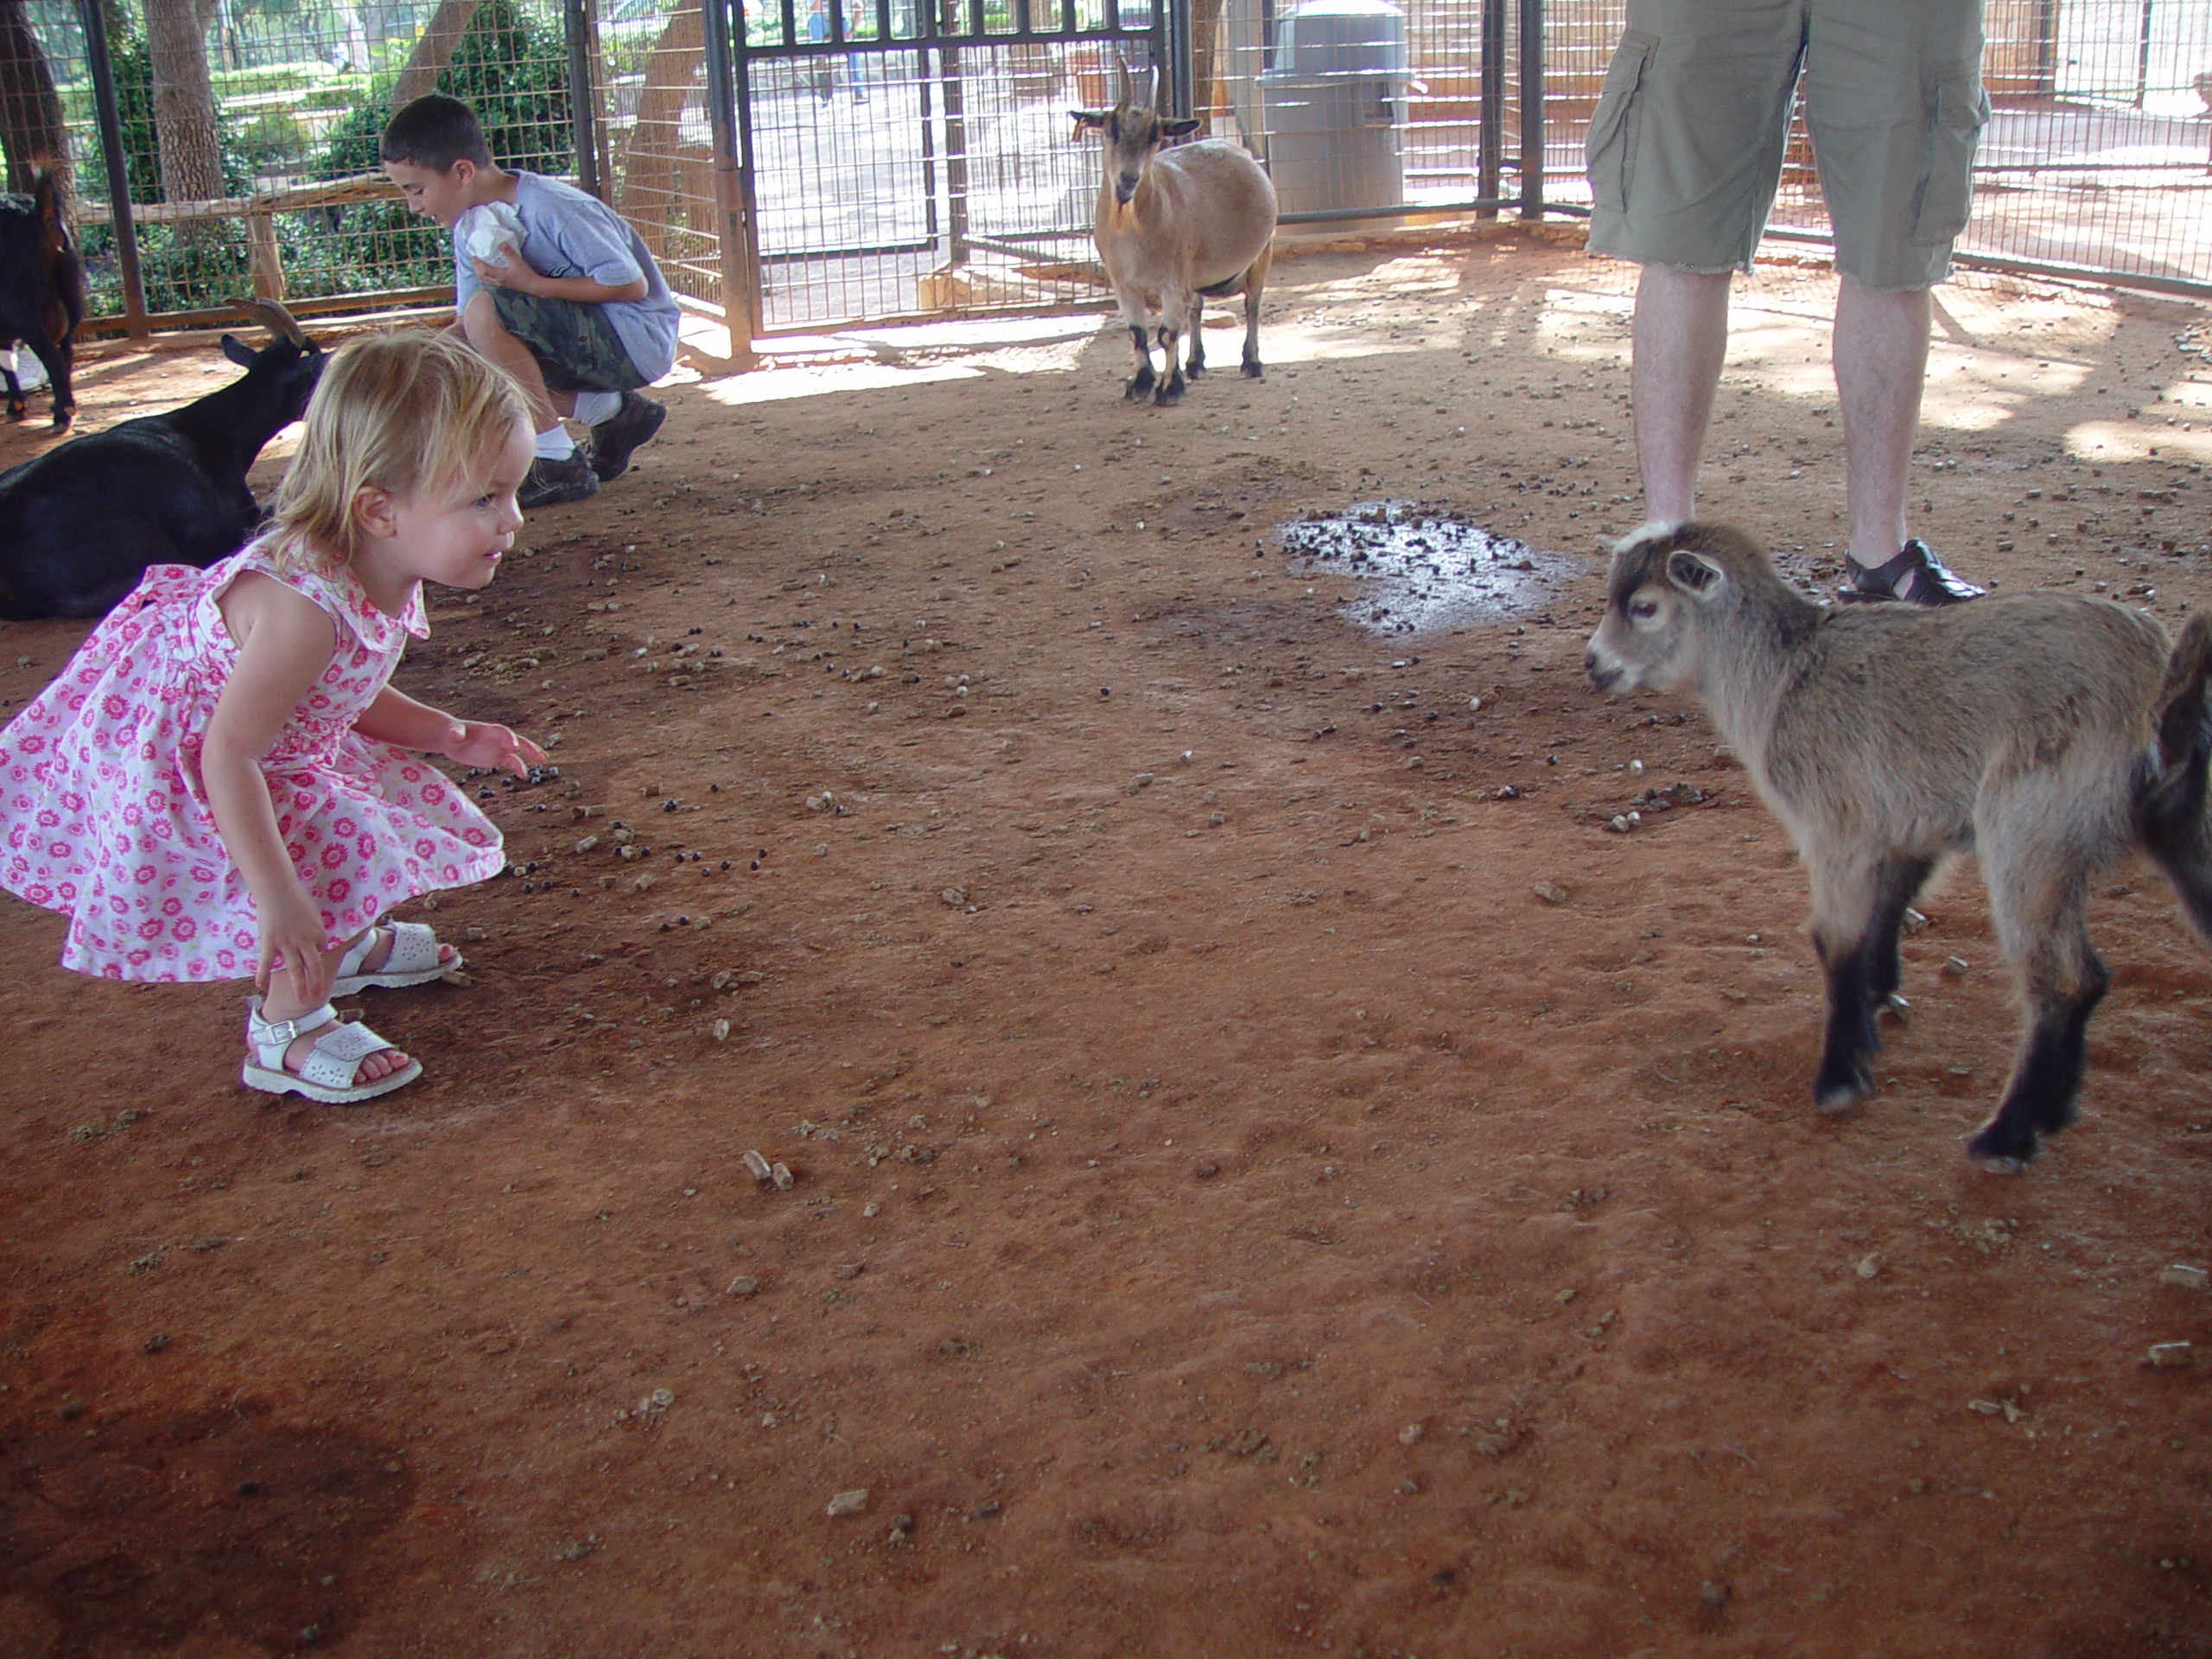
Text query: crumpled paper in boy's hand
457 200 526 269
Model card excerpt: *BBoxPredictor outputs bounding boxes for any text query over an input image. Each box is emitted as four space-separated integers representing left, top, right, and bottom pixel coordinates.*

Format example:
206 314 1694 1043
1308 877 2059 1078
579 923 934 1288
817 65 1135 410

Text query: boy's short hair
380 92 493 171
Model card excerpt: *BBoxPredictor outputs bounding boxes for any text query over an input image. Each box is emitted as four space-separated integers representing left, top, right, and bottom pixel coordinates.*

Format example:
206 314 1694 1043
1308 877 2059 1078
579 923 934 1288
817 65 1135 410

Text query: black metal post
76 0 147 335
1478 0 1503 217
1166 0 1191 118
1516 0 1543 219
565 0 600 196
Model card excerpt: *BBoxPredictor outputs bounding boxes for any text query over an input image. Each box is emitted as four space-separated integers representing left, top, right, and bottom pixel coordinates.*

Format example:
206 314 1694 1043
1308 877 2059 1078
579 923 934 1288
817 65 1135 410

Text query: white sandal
332 919 458 995
243 998 423 1105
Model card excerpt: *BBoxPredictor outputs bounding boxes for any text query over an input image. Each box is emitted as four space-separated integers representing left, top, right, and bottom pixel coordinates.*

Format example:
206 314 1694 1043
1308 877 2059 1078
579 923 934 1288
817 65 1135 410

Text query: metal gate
720 0 1174 334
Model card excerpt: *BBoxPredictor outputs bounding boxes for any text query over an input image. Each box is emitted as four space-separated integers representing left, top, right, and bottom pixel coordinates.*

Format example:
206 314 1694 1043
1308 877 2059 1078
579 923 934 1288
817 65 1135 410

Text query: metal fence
0 0 2208 345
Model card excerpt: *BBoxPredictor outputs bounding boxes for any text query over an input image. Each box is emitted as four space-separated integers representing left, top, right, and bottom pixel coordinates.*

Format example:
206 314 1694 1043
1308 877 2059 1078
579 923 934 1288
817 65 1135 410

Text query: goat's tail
29 167 83 347
2139 608 2212 940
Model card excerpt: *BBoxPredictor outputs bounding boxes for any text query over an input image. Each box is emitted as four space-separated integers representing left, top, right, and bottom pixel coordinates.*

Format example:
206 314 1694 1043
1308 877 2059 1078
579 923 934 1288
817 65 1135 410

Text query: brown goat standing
1585 520 2212 1171
1072 62 1276 406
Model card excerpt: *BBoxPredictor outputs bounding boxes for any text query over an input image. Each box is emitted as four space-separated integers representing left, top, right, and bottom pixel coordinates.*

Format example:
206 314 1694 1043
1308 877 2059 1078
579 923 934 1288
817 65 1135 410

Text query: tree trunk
1190 0 1225 124
393 0 484 109
619 0 703 259
0 0 73 213
144 0 224 213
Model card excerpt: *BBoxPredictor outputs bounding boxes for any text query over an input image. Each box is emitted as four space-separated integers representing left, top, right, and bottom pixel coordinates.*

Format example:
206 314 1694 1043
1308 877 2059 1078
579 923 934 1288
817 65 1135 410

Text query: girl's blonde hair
269 330 531 575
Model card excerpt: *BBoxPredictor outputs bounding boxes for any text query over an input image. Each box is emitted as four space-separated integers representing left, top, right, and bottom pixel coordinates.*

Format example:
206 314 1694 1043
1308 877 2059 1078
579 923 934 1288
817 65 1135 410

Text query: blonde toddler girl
0 330 544 1103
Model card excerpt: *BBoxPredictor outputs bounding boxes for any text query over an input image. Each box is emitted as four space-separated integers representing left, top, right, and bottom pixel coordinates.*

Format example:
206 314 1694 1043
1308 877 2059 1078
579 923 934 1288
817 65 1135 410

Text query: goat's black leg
2 365 22 423
1185 294 1206 378
1811 928 1883 1112
23 334 72 430
1151 326 1187 405
1124 324 1157 401
1241 247 1270 378
1868 854 1937 1012
1967 950 2109 1172
1808 854 1929 1112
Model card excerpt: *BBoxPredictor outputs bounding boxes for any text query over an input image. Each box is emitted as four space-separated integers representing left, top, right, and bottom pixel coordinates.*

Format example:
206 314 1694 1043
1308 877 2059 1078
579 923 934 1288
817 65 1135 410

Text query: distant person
805 0 865 101
0 333 545 1104
1586 0 1989 604
380 92 677 509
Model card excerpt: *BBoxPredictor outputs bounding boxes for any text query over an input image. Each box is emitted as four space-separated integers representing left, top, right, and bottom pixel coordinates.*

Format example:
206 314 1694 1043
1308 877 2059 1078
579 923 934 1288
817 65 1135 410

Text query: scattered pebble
1942 957 1970 977
827 1487 870 1516
1533 881 1567 906
726 1275 760 1298
2148 1342 2195 1368
2158 1263 2209 1291
743 1149 773 1184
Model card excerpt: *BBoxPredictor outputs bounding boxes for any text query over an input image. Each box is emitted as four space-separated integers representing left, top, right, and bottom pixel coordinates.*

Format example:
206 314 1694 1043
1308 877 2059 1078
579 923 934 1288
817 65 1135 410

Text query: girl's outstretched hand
441 720 547 779
257 884 336 1009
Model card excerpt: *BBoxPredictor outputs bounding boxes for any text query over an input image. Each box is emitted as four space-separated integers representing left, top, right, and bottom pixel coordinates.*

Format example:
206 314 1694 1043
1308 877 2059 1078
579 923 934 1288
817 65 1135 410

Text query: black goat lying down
0 301 322 620
0 169 85 429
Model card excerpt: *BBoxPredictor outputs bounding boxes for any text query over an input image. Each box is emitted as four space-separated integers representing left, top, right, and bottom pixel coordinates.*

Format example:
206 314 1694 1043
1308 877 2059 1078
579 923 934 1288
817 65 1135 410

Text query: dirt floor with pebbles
1 223 2209 1656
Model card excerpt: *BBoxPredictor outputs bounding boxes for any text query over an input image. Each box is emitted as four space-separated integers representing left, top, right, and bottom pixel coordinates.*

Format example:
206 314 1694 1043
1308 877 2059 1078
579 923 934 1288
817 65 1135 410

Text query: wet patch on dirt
1277 500 1591 633
0 1398 413 1654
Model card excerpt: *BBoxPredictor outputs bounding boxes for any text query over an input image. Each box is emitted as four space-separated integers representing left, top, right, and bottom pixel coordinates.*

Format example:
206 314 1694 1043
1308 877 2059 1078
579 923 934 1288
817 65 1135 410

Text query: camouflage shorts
490 289 651 393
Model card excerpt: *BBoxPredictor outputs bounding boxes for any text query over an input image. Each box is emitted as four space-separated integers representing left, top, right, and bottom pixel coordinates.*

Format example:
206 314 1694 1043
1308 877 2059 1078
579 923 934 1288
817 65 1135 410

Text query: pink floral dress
0 538 504 982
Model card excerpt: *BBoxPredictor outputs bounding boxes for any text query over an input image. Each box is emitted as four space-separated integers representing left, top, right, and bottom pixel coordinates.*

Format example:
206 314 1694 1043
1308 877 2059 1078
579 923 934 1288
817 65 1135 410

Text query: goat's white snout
1585 633 1629 695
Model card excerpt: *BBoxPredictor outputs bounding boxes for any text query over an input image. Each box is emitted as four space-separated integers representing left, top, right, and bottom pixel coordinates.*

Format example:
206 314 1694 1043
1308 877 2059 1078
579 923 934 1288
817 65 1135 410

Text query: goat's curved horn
1114 49 1133 108
245 297 306 346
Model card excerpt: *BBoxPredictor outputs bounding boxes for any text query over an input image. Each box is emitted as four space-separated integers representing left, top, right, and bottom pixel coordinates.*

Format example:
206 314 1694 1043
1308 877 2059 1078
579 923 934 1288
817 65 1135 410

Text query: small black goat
0 168 84 429
0 300 322 620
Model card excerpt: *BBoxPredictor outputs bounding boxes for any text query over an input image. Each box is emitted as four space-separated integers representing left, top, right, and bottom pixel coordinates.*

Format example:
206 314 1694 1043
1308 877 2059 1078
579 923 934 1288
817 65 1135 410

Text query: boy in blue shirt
381 93 678 507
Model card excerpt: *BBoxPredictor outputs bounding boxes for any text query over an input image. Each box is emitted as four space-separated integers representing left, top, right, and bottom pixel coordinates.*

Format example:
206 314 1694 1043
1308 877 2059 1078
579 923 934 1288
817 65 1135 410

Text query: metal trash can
1258 0 1407 216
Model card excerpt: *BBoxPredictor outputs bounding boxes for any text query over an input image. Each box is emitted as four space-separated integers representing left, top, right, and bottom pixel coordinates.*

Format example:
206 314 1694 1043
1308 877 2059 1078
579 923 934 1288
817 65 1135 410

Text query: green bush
307 0 577 299
78 0 575 315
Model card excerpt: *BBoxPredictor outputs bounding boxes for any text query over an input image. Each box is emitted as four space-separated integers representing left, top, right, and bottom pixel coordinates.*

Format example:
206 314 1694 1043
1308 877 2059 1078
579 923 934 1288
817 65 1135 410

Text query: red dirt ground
0 226 2209 1657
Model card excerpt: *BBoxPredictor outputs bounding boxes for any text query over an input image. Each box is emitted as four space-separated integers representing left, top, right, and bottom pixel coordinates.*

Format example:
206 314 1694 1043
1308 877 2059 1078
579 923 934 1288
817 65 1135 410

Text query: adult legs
1833 274 1930 572
1630 263 1732 524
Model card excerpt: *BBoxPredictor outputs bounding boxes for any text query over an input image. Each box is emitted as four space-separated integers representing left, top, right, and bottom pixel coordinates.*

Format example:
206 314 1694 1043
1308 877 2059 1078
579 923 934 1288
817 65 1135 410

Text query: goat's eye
1629 598 1658 620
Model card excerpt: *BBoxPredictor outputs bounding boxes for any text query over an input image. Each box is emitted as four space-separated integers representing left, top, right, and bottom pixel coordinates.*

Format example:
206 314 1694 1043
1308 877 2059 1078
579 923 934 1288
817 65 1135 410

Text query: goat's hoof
48 411 72 432
1811 1067 1873 1115
1241 361 1264 380
1185 361 1206 378
1965 1121 2038 1172
1122 378 1153 402
1151 382 1185 407
4 404 24 423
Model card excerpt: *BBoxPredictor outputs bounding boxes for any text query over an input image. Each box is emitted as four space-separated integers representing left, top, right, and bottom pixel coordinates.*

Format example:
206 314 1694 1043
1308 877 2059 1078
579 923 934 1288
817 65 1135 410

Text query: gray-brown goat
1071 66 1276 406
1584 520 2212 1171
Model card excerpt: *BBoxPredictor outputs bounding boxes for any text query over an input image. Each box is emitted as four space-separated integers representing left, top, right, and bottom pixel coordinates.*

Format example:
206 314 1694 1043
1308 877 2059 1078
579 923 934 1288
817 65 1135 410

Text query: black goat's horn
245 297 306 346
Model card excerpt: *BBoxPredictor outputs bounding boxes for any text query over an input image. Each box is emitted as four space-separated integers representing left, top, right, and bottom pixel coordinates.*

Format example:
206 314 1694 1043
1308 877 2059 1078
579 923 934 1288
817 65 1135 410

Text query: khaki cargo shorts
1585 0 1988 291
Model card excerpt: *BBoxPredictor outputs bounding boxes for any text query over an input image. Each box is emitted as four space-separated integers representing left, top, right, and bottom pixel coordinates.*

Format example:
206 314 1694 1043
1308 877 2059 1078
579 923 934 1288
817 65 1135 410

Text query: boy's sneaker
589 391 666 481
518 451 600 510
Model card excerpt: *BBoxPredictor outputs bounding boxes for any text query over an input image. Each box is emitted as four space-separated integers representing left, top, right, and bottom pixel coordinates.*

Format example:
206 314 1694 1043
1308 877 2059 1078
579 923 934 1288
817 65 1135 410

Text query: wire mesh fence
0 0 2207 340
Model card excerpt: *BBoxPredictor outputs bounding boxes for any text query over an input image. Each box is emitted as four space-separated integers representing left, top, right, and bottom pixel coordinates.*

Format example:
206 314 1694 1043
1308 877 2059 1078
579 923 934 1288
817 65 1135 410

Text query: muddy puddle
1277 501 1593 634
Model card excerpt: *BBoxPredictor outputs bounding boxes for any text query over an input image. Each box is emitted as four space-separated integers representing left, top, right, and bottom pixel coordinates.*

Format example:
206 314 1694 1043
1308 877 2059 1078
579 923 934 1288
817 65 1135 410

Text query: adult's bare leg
1630 263 1733 524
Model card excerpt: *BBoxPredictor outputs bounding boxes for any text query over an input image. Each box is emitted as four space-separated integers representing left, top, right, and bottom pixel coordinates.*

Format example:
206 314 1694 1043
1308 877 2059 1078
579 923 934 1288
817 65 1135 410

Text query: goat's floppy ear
1071 109 1108 136
1164 117 1201 137
219 334 255 369
1664 548 1726 596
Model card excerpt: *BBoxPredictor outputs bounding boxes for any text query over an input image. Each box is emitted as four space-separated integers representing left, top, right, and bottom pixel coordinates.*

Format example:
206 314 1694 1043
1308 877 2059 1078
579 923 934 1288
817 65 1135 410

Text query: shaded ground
1 224 2209 1657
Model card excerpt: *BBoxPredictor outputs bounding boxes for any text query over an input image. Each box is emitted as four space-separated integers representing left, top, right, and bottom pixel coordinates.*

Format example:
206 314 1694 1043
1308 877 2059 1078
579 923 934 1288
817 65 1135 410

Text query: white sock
572 390 622 425
533 426 575 461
